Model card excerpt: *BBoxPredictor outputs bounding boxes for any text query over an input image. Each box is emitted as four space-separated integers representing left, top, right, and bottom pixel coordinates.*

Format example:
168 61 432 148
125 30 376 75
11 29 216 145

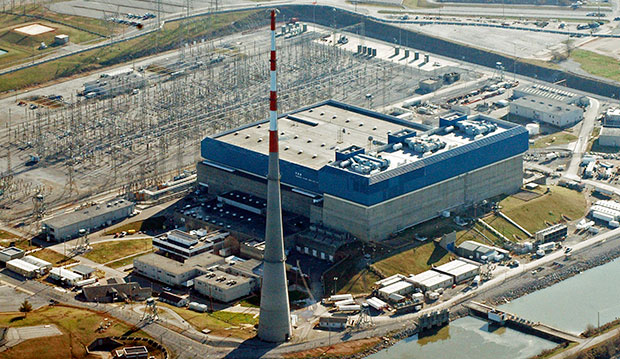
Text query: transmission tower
142 297 159 322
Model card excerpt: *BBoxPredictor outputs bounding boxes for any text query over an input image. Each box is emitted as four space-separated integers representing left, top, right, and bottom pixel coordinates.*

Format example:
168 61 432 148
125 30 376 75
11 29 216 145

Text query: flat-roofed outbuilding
42 199 134 241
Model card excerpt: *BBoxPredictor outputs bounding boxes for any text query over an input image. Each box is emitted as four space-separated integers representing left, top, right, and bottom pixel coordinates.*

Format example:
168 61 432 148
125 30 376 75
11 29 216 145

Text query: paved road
565 97 600 179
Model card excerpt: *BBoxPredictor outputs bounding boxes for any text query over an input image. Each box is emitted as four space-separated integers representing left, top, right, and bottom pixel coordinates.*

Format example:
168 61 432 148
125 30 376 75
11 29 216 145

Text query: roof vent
234 132 239 136
345 118 350 123
309 109 313 113
294 135 299 139
332 115 337 119
298 149 304 154
320 112 325 116
257 138 263 142
359 122 364 126
312 154 317 158
307 139 312 143
284 146 290 150
257 124 261 128
373 126 377 130
245 135 250 139
280 131 285 135
321 143 326 147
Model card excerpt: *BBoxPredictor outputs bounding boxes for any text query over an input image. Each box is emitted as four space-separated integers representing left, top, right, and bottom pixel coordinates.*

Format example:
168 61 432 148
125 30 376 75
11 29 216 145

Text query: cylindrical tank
526 123 540 136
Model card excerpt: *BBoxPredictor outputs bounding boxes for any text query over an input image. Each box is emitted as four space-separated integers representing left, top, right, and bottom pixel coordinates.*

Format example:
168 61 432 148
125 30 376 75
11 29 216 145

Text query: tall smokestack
258 9 292 343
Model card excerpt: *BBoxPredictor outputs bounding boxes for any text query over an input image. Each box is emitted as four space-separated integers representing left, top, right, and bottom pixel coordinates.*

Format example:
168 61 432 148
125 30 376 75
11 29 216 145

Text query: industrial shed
42 199 135 242
432 259 480 284
6 259 41 278
378 280 415 300
408 270 454 292
598 127 620 148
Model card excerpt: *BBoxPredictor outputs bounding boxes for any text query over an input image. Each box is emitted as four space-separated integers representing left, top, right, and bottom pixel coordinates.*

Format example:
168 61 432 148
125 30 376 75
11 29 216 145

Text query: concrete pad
13 24 55 36
16 324 62 340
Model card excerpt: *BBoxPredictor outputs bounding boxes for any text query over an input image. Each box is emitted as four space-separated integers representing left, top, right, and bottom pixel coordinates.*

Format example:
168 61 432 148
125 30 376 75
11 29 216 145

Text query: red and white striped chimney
269 9 278 154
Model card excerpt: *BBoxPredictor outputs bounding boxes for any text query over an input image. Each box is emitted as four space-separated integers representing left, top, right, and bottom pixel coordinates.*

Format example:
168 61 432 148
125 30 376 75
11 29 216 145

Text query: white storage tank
525 123 540 136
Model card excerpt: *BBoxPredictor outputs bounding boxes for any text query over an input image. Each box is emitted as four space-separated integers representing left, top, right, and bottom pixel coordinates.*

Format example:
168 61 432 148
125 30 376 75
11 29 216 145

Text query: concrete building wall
510 101 582 128
46 204 134 241
133 260 201 287
598 131 620 147
194 278 255 303
197 162 313 217
322 155 523 241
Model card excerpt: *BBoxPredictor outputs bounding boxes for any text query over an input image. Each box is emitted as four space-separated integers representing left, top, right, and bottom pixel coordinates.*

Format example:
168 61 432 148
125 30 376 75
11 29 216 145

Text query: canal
368 316 556 359
500 258 620 334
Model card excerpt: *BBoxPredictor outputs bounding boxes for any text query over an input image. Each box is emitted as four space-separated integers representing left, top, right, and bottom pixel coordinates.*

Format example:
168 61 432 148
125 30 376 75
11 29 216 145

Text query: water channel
370 258 620 358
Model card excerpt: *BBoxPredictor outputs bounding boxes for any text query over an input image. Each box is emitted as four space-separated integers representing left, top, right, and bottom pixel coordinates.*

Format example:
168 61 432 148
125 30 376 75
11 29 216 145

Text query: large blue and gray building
198 100 528 241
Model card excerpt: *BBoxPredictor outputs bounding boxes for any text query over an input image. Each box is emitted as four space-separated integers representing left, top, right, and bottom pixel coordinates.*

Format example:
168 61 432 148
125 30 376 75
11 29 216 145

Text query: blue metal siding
201 137 321 193
201 119 528 207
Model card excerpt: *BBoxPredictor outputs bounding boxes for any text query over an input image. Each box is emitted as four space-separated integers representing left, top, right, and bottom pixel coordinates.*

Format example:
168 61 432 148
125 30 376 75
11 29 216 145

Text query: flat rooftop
216 103 510 175
134 252 224 275
217 103 425 170
512 96 582 114
195 269 253 289
1 247 24 256
43 199 133 229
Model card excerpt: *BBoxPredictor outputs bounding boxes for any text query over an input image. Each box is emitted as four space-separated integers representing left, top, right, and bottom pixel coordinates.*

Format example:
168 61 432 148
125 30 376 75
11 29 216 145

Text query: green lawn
533 132 578 148
0 305 146 359
83 238 152 264
160 303 257 339
0 229 20 239
0 10 260 94
483 215 530 241
373 241 451 277
499 185 587 233
571 49 620 83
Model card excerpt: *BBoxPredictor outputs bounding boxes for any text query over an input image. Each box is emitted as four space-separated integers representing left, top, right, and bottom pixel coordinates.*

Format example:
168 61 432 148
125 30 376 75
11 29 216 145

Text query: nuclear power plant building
198 100 528 241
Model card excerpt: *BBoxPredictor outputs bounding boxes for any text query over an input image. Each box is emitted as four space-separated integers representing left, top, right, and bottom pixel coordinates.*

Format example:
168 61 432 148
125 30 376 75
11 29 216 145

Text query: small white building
49 267 83 286
510 96 583 128
407 270 454 292
319 315 350 330
0 247 24 264
54 34 69 45
432 260 480 284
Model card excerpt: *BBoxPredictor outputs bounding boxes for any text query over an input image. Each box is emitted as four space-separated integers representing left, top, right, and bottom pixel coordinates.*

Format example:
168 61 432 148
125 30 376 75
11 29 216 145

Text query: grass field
0 10 259 94
571 49 620 83
373 241 452 277
499 185 587 233
338 268 380 295
0 5 113 69
0 229 20 239
0 305 146 359
160 303 257 339
533 132 578 148
32 248 76 265
483 215 530 241
106 251 153 269
83 238 152 264
455 223 501 246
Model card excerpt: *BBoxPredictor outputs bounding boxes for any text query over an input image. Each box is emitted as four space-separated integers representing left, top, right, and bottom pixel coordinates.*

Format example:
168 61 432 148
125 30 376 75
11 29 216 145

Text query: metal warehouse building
42 199 135 242
198 100 528 241
509 96 583 128
432 259 480 284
